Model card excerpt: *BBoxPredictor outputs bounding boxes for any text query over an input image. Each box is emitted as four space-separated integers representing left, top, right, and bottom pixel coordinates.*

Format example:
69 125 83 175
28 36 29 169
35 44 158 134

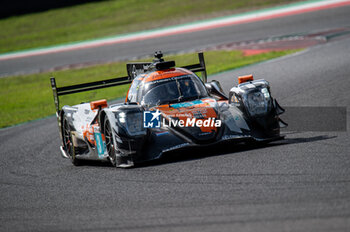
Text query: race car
50 51 287 168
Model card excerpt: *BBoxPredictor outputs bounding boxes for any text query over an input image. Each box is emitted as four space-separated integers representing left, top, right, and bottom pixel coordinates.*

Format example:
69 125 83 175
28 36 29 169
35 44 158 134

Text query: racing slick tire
62 117 81 166
104 117 117 167
104 117 134 168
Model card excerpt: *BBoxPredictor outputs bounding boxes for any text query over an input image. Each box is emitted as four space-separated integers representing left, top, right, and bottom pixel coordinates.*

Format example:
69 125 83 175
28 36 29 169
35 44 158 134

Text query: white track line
1 0 350 61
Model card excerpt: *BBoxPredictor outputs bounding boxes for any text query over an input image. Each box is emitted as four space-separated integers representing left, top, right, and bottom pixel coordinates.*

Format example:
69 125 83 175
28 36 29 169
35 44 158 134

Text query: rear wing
50 52 207 112
50 76 131 112
181 52 207 82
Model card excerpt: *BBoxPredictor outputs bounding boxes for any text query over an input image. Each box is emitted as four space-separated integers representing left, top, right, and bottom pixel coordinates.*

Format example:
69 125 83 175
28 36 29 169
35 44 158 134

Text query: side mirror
205 80 228 100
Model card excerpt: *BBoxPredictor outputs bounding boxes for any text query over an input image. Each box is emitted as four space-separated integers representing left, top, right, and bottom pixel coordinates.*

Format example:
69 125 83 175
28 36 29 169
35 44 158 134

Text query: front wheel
62 117 81 166
104 117 134 168
104 117 117 167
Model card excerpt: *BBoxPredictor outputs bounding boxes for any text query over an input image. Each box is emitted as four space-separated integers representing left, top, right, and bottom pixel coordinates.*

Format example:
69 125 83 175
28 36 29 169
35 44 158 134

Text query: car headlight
118 112 126 123
244 88 271 117
116 111 146 136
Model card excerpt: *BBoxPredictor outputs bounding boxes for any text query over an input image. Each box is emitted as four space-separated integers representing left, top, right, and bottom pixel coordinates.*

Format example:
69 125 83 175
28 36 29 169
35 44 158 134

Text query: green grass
0 0 301 54
0 49 299 128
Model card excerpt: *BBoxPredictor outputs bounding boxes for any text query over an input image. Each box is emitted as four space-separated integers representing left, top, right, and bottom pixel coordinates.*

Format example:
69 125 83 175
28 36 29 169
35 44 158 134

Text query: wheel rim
63 119 74 158
104 119 115 164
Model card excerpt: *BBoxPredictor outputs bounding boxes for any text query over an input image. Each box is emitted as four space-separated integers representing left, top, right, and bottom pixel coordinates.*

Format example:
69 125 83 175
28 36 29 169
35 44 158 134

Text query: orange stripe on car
144 68 191 82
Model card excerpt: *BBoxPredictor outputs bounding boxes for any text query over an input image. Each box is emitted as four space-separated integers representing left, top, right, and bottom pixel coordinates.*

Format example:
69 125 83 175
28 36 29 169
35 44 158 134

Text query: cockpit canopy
127 72 208 106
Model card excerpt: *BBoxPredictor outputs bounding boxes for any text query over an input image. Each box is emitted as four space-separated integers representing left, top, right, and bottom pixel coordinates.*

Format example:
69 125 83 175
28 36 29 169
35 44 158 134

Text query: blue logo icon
143 110 161 128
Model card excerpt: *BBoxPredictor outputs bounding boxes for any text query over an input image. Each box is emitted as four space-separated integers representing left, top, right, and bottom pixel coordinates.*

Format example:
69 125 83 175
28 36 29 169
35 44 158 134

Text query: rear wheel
104 117 117 167
62 118 81 166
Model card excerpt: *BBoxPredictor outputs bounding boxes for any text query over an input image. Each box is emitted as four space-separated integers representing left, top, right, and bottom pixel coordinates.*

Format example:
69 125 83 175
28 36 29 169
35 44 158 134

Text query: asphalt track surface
1 4 350 77
1 7 350 232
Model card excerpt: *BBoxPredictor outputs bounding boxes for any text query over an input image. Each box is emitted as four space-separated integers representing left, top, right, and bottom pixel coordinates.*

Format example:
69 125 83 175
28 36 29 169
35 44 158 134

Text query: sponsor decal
231 95 239 103
155 131 169 136
171 100 203 109
193 110 206 119
93 126 106 157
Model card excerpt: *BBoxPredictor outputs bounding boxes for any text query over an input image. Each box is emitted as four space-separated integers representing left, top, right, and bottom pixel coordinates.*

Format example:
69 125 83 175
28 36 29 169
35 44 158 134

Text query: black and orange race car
50 51 287 168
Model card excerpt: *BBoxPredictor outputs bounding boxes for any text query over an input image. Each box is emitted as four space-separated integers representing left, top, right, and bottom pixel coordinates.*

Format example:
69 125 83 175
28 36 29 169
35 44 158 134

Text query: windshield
141 75 208 106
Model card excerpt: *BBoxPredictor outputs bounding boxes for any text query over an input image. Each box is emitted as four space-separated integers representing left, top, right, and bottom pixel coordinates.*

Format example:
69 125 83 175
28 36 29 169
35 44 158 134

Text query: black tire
104 117 117 167
62 117 81 166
